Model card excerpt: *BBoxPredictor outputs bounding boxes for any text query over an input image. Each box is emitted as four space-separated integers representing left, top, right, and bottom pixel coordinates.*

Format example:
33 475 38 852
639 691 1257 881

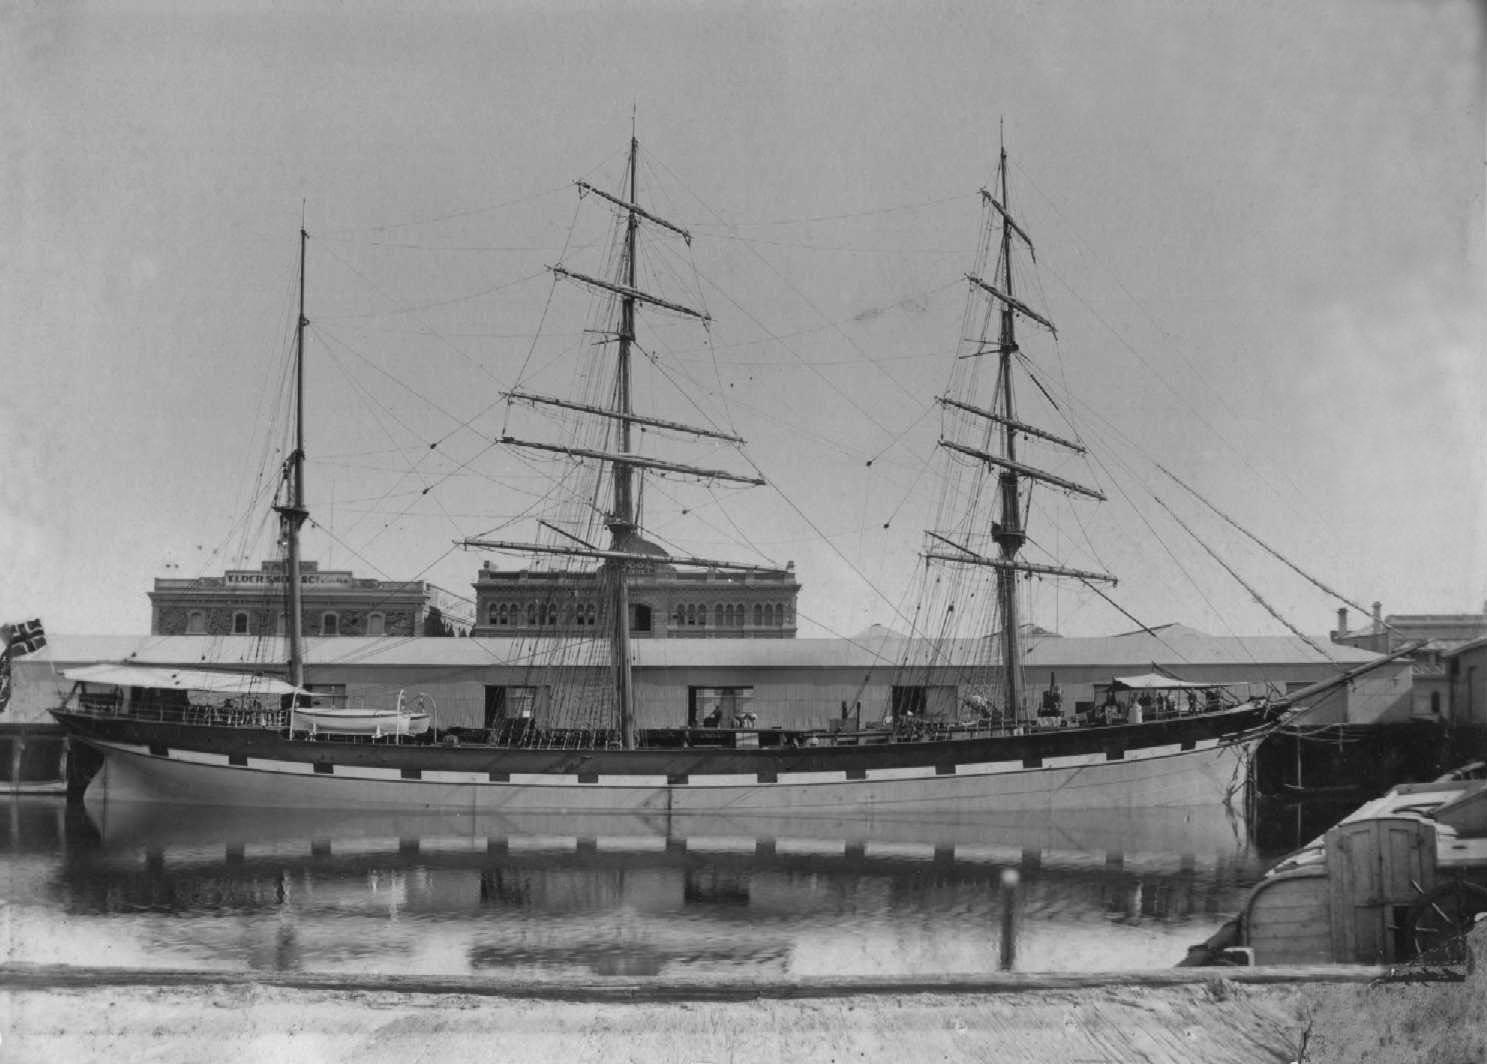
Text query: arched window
673 605 686 628
753 603 763 627
367 612 385 636
186 610 206 635
715 604 725 627
525 602 537 626
232 611 250 635
488 603 501 625
321 612 339 636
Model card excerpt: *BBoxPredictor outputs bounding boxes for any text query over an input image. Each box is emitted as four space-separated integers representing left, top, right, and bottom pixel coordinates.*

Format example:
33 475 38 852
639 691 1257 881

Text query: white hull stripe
94 737 1229 789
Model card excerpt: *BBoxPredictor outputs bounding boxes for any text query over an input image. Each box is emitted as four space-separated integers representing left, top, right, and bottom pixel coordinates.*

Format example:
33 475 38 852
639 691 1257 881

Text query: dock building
149 560 431 640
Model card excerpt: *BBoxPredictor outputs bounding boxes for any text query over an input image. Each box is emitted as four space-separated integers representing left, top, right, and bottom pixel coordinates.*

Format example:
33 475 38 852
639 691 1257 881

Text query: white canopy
1107 674 1225 690
63 664 305 697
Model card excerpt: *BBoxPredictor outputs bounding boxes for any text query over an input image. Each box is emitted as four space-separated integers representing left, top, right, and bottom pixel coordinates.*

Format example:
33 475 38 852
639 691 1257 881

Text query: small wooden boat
289 706 430 738
1207 773 1487 966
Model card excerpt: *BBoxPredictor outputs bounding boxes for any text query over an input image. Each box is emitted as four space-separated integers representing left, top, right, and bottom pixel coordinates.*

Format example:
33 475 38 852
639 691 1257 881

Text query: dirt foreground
1 946 1481 1064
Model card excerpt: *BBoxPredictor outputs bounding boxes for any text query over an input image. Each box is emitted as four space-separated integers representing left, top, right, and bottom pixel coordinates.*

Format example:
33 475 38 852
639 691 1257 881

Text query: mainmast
468 136 786 750
926 141 1114 725
274 228 310 688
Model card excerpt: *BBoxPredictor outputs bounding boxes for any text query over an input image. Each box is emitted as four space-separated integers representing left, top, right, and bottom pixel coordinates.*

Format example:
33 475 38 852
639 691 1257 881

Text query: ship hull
58 708 1263 816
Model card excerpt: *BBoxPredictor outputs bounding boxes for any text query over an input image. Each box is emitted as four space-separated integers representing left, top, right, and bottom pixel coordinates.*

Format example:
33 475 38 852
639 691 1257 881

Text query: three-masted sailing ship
52 137 1281 813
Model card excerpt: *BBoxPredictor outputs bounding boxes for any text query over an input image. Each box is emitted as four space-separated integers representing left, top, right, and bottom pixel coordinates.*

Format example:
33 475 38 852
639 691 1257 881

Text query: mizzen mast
989 143 1030 725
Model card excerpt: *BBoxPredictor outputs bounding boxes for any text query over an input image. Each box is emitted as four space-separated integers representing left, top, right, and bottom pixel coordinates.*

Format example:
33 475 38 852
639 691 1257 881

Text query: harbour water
1 795 1348 978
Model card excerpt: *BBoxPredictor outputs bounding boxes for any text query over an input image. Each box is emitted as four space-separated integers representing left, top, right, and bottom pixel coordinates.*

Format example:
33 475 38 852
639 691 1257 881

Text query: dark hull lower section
54 706 1274 814
54 707 1271 777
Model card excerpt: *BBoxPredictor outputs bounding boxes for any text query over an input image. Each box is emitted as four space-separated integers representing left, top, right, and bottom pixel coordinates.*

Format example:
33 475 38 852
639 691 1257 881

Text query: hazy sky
3 1 1482 641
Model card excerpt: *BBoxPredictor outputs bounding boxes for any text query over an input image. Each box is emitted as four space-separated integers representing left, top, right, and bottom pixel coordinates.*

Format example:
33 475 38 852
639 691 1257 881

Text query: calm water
0 795 1347 977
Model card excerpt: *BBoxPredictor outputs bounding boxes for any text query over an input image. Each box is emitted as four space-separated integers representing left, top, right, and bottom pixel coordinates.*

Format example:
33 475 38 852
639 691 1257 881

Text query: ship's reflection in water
0 796 1317 977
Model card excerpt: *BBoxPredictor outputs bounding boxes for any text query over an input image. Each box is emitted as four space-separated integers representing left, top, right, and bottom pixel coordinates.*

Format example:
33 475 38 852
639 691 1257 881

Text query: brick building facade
470 548 800 640
150 560 429 638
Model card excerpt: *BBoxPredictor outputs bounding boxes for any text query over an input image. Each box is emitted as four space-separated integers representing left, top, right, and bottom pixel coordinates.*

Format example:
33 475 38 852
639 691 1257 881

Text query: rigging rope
1152 495 1338 662
1157 462 1387 634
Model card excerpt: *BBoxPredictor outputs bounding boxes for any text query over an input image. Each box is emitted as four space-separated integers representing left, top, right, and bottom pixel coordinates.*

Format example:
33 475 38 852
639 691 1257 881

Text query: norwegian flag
5 619 46 657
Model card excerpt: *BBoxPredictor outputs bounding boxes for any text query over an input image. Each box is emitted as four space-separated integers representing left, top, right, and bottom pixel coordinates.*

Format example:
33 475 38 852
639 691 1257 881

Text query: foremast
273 227 311 689
466 137 785 749
925 142 1114 725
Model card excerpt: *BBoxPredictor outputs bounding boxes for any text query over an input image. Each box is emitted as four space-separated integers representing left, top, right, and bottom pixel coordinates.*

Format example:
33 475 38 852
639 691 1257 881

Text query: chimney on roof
1372 601 1383 634
1335 608 1348 638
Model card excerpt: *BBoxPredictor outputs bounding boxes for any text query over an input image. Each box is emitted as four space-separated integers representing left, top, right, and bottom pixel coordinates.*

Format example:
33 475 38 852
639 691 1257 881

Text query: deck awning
1106 674 1228 690
62 664 305 697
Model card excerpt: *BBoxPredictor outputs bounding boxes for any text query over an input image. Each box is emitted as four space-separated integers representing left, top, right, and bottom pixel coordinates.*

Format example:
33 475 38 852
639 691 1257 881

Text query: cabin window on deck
689 686 754 727
186 610 206 635
485 685 539 727
321 612 339 636
367 612 385 636
891 685 928 718
131 685 191 719
306 684 346 708
232 611 250 635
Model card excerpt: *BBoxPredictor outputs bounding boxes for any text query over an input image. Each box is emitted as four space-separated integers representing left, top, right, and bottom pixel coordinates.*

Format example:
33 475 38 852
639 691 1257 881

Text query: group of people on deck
699 707 757 729
1092 685 1223 725
952 680 1227 730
